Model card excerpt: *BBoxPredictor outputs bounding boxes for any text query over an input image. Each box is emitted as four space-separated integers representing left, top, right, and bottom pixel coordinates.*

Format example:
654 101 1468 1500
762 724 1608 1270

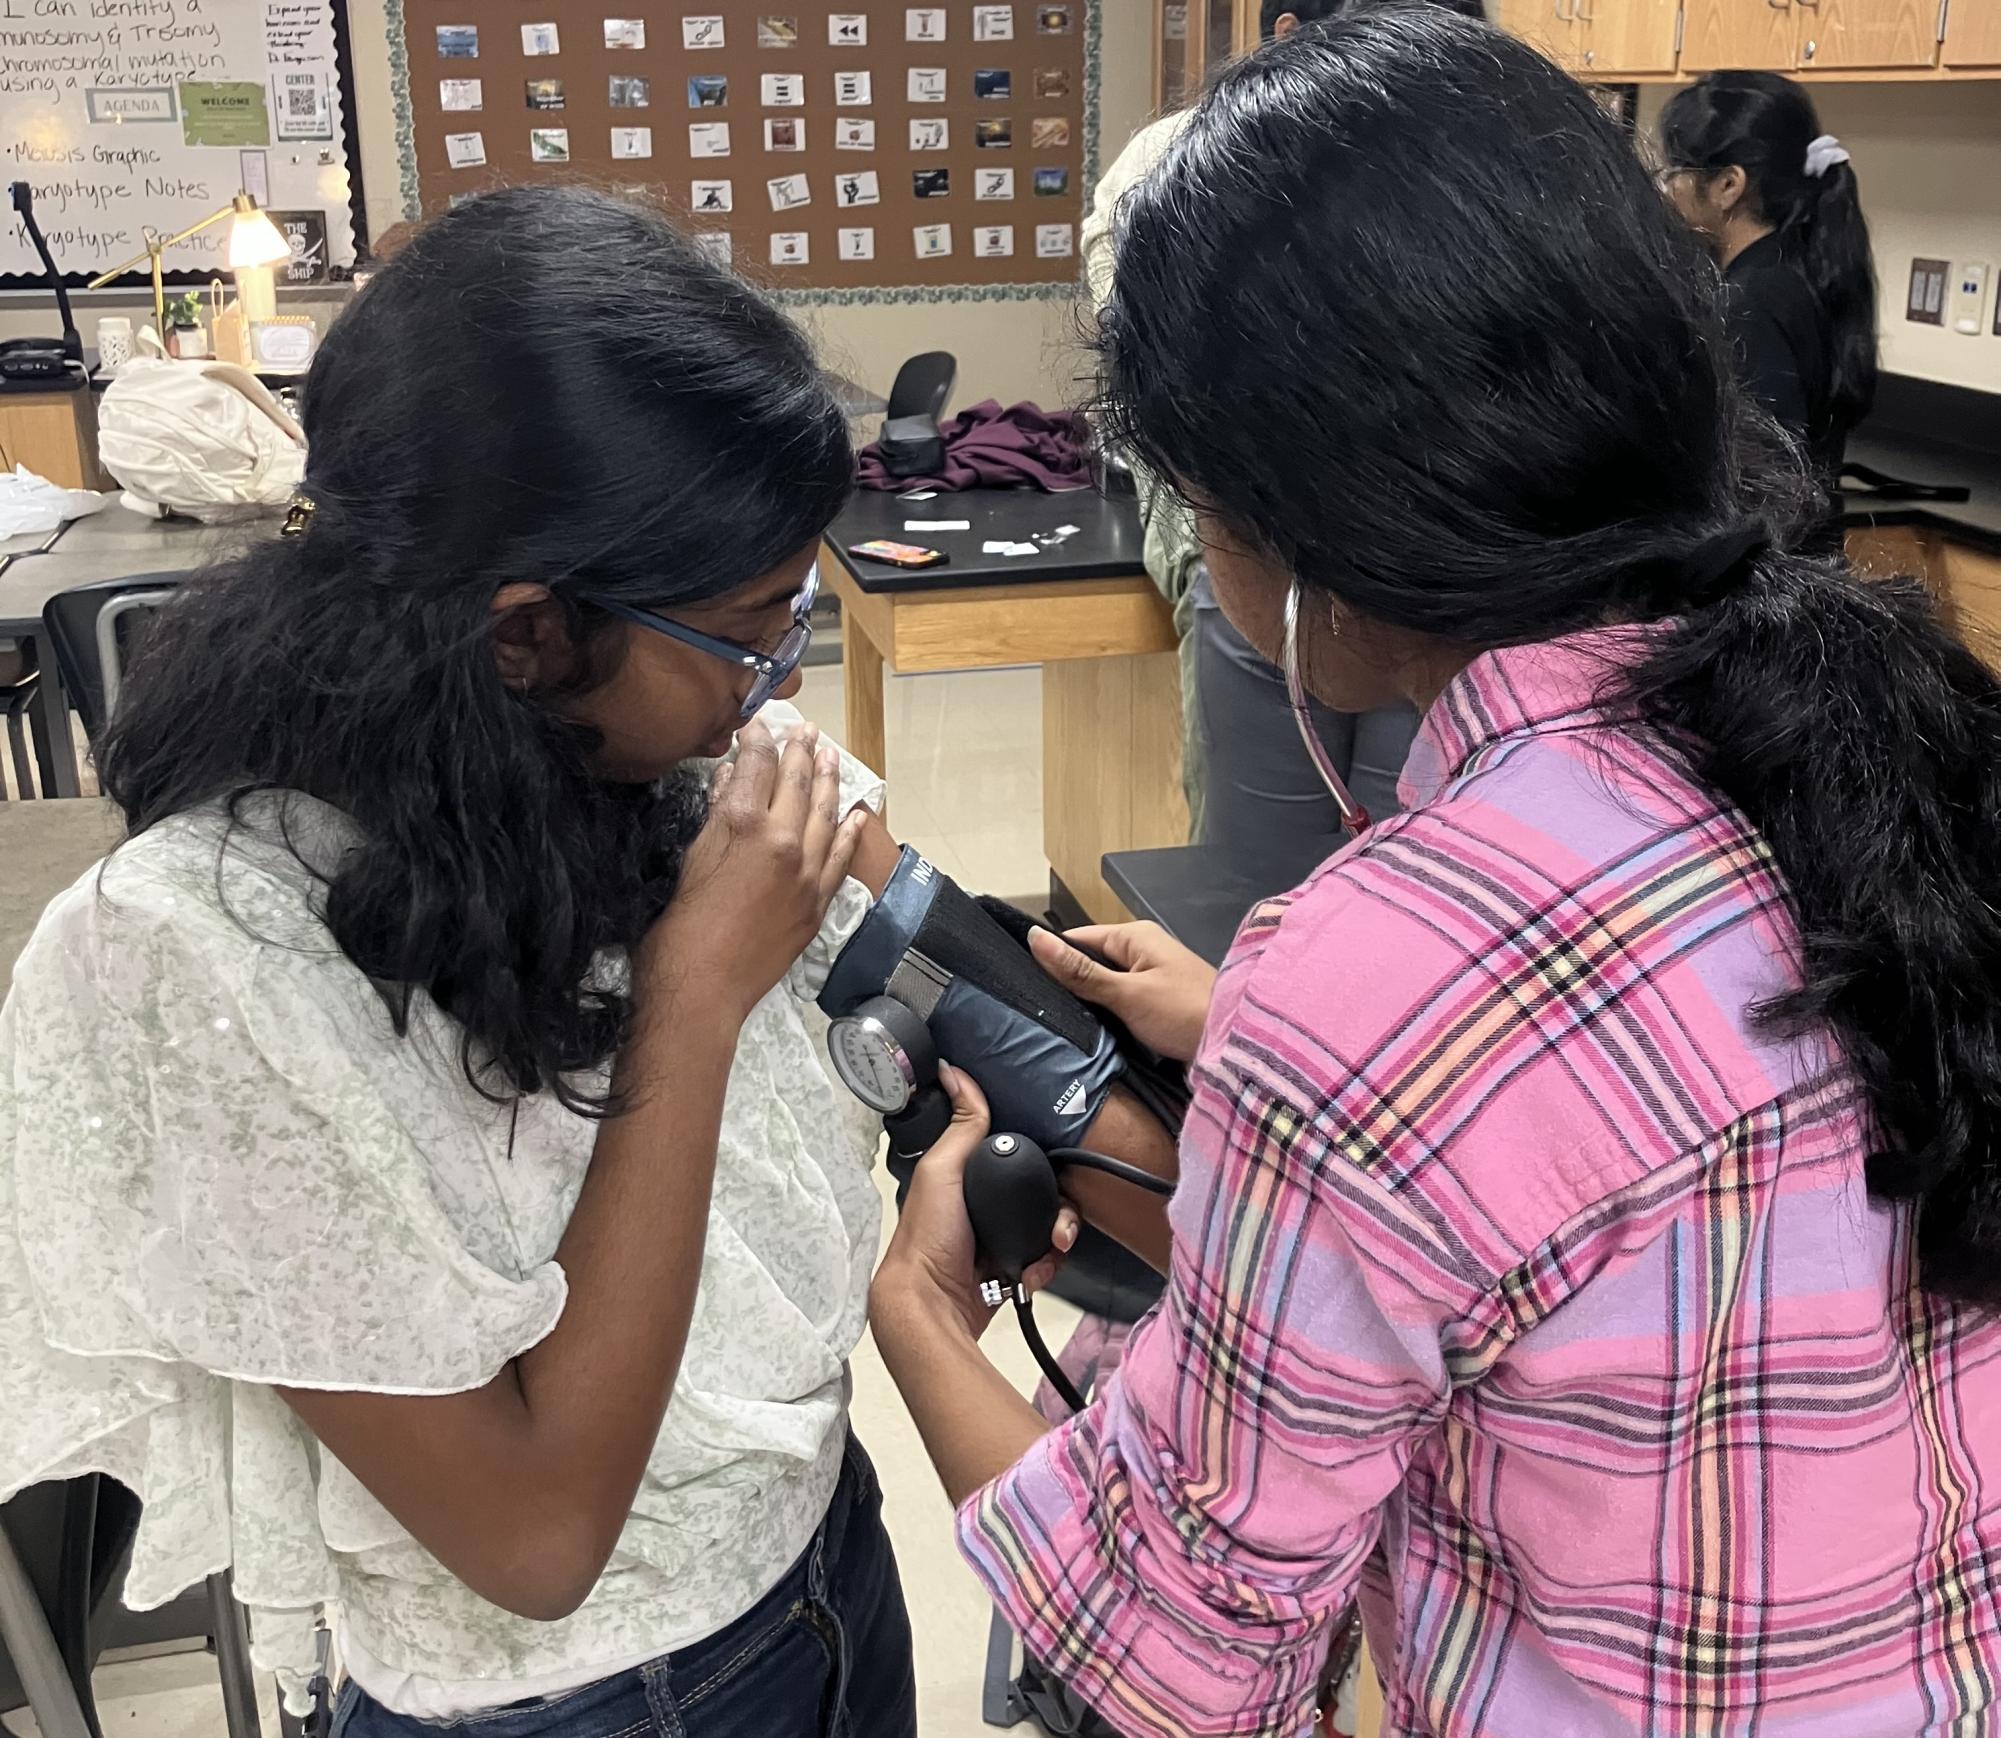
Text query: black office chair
40 575 183 744
0 1475 266 1738
877 353 959 480
884 351 957 424
0 641 39 799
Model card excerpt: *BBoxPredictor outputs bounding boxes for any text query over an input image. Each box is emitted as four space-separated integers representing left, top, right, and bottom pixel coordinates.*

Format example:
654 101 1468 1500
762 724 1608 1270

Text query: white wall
3 0 1157 410
1639 82 2001 394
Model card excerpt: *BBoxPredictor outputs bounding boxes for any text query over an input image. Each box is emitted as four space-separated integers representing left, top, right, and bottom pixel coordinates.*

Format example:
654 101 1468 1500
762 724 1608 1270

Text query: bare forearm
873 1298 1049 1507
849 806 901 898
283 993 738 1616
519 1000 737 1534
1064 1087 1178 1272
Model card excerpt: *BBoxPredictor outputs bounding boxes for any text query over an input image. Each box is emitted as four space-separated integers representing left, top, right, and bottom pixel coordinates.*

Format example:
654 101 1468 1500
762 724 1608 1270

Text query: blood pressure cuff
819 847 1124 1148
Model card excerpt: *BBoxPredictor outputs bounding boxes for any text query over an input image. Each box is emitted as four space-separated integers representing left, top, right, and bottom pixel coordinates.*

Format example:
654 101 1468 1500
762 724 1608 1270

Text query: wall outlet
1907 257 1949 326
1950 262 1990 335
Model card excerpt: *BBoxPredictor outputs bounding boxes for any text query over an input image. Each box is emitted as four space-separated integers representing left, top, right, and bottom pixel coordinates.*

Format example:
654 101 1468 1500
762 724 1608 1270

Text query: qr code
284 78 318 118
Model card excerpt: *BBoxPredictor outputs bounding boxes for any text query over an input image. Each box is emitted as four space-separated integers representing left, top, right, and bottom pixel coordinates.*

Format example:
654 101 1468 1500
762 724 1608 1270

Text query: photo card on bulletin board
392 0 1099 299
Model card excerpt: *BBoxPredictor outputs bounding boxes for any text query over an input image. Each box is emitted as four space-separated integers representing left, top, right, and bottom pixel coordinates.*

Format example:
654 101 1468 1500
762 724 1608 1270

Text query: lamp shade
228 207 292 270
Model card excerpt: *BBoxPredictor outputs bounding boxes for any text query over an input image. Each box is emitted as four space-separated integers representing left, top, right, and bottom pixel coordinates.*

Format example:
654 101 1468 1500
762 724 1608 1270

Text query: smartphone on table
849 539 948 569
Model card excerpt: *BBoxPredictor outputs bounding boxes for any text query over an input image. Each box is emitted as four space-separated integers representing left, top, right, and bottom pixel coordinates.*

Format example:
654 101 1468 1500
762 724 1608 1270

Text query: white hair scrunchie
1804 133 1851 178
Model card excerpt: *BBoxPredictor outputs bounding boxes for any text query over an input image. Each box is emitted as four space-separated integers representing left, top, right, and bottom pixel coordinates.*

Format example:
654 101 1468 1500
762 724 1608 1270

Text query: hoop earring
1281 580 1371 837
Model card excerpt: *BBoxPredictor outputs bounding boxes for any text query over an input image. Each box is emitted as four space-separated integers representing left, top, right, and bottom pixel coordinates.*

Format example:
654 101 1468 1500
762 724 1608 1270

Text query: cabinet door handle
1583 45 1596 60
1553 0 1574 22
1577 0 1595 22
1802 34 1817 53
1766 0 1790 12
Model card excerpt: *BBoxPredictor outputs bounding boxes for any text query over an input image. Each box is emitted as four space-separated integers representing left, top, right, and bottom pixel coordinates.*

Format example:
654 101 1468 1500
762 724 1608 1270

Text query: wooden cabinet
1581 0 1684 74
1846 527 2001 670
1678 0 1798 68
1943 0 2001 64
1798 0 1943 67
1538 0 1968 74
1502 0 1690 75
0 388 109 494
1493 0 1588 67
1153 0 1260 108
1940 539 2001 664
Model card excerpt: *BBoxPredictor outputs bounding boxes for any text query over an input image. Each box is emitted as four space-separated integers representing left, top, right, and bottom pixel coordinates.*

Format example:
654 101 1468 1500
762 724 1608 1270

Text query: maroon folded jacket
857 397 1093 492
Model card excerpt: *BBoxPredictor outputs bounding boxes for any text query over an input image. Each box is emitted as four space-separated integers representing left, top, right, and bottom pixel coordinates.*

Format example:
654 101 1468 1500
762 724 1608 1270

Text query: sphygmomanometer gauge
825 995 938 1115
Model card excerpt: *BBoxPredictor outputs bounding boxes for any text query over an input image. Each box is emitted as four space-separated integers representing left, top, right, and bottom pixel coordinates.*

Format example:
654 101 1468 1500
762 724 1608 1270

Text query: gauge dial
827 1012 920 1114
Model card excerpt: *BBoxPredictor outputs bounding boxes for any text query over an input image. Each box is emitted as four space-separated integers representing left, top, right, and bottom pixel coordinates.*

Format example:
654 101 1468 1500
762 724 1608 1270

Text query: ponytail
1105 13 2001 1302
1788 157 1878 434
1661 71 1880 438
1625 558 2001 1304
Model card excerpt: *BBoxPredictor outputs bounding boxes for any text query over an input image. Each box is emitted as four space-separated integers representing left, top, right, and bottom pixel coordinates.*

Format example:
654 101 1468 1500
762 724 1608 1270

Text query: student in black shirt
1659 72 1878 495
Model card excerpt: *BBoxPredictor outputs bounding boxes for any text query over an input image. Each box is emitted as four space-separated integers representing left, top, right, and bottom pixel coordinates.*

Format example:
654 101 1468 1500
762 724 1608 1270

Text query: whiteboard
0 0 358 284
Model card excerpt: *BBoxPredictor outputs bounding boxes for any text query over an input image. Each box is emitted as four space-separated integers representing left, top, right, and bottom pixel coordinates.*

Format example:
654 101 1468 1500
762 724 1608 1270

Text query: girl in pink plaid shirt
873 11 2001 1737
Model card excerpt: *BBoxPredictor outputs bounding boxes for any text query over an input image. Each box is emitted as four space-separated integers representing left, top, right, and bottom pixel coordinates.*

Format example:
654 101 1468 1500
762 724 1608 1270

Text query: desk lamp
86 194 292 340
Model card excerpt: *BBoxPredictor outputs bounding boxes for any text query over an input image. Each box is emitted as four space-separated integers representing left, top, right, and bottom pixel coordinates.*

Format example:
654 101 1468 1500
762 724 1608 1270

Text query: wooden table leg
842 604 889 801
1042 649 1187 925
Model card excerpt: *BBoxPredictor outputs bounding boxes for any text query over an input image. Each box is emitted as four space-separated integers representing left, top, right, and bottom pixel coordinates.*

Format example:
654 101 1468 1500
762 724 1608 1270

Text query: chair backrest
40 577 183 743
884 351 957 424
0 1474 138 1732
2 1476 240 1734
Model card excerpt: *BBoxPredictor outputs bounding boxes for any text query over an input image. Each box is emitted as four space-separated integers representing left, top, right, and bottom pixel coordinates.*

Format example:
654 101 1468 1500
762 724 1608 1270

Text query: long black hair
98 187 853 1113
1099 9 2001 1304
1661 71 1878 437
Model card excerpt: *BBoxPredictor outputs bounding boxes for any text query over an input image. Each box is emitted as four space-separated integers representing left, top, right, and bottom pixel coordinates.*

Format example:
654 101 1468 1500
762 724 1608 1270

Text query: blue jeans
332 1434 915 1738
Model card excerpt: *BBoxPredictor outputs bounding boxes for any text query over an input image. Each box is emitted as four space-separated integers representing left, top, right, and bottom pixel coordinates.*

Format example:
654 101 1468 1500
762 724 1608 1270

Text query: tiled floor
5 662 1072 1738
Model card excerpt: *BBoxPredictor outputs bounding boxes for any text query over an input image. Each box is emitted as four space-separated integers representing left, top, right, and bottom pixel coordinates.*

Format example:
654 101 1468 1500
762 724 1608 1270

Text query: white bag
97 356 306 522
0 464 108 538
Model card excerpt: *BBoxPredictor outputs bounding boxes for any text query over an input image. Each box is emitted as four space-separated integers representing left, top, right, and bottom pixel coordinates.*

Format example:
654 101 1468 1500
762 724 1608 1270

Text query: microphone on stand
1 183 86 382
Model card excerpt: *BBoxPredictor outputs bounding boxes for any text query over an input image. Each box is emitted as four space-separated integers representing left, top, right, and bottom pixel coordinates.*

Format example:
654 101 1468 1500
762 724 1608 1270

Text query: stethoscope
1282 579 1373 838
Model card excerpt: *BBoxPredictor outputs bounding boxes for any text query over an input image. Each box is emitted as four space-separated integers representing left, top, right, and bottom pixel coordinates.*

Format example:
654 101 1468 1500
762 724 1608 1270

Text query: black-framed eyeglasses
588 564 819 721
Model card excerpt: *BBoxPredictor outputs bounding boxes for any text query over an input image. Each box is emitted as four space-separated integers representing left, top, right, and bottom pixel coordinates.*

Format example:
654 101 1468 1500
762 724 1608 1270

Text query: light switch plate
1908 257 1949 326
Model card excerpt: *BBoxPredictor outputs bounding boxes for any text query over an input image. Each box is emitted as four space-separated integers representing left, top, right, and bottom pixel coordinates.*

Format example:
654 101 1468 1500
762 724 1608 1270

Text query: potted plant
165 290 211 359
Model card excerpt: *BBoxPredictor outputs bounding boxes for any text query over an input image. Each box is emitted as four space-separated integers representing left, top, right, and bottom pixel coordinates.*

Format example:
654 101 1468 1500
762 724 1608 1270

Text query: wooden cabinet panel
1943 0 2001 63
1798 0 1941 66
1941 539 2001 668
1155 0 1193 109
1494 0 1587 66
1679 0 1799 68
1845 525 1935 581
0 391 108 493
1582 0 1684 73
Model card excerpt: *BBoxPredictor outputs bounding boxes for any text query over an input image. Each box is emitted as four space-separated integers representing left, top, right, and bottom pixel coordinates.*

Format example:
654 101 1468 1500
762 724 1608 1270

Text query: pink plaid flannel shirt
960 630 2001 1737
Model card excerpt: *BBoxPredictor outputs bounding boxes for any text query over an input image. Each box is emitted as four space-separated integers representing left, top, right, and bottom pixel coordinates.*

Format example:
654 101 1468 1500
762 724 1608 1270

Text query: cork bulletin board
386 2 1100 301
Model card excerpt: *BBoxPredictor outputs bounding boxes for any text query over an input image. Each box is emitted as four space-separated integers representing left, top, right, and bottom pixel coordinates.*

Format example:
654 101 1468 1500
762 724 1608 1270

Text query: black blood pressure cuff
820 848 1124 1148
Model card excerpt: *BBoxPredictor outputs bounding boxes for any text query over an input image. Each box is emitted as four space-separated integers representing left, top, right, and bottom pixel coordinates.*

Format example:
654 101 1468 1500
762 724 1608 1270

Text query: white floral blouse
0 705 885 1713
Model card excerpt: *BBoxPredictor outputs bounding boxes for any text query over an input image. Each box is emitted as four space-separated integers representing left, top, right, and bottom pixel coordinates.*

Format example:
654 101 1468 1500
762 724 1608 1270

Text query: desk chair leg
23 637 81 798
0 1519 96 1738
6 704 35 799
206 1571 263 1738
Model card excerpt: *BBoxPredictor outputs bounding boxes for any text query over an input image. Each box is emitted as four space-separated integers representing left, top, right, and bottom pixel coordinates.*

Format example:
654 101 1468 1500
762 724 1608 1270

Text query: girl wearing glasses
1658 72 1878 505
0 189 919 1738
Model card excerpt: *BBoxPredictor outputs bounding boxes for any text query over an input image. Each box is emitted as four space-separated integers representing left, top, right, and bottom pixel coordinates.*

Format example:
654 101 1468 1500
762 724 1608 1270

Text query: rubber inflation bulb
963 1132 1061 1284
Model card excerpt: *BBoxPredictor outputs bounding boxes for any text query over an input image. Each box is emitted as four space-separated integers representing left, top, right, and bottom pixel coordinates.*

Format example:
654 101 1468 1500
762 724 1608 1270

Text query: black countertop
823 484 1143 593
1104 838 1337 968
1839 375 2001 557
